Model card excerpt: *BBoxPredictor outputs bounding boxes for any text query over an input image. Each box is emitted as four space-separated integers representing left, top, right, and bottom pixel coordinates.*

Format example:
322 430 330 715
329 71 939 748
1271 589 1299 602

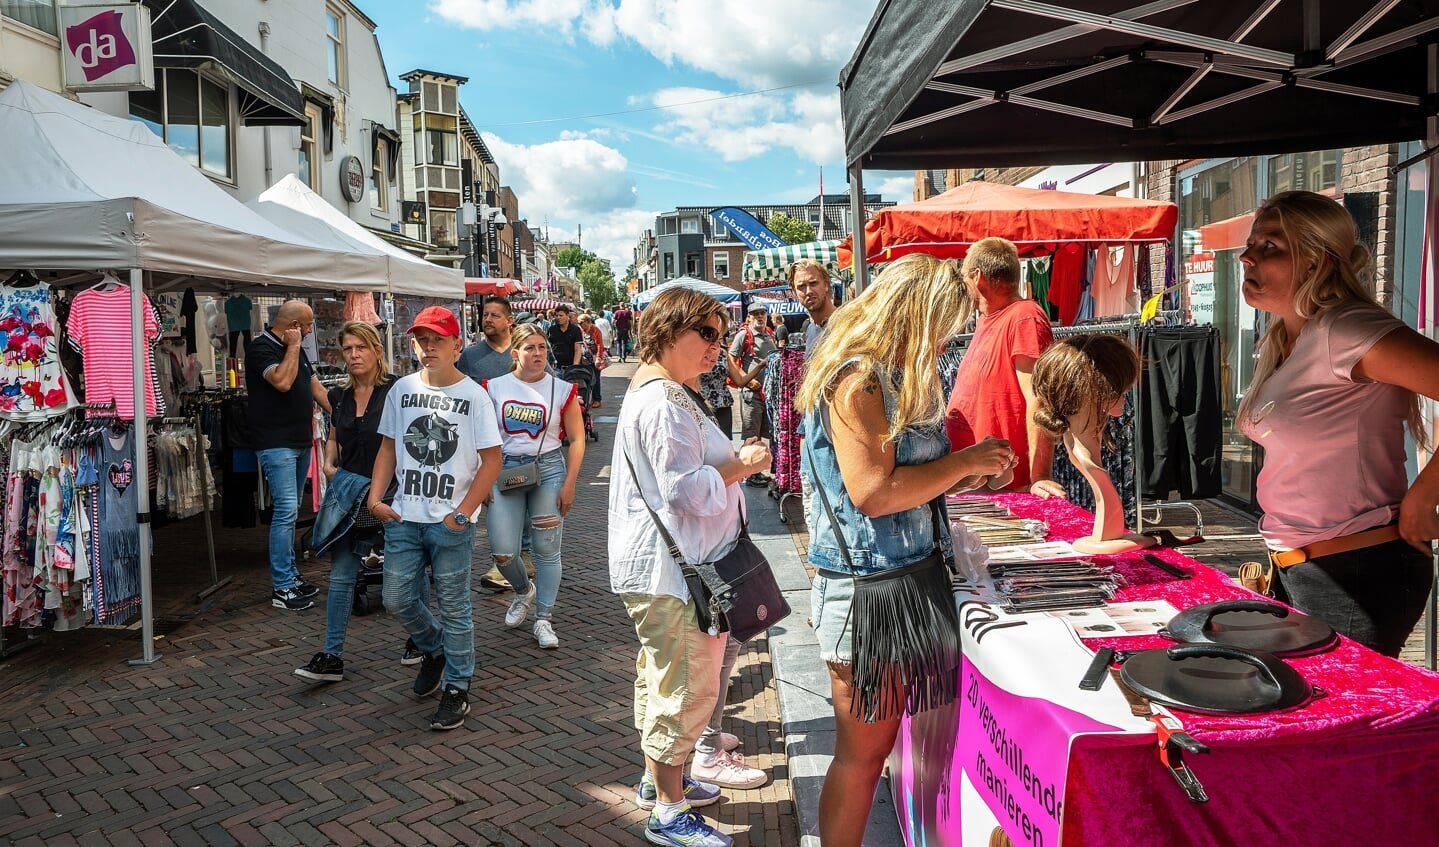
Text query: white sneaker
533 618 559 649
690 750 767 790
504 581 537 628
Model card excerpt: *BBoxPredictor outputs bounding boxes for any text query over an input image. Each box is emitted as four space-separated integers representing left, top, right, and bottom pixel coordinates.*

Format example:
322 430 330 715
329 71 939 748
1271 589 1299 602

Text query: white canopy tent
632 275 743 308
248 175 463 299
0 80 403 664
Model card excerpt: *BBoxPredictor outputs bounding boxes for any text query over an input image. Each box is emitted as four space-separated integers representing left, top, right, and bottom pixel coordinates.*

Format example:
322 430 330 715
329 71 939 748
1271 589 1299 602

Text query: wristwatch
451 511 470 526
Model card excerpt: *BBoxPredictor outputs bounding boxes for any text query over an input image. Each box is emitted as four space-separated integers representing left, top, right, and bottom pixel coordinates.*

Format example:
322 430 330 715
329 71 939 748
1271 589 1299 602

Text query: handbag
497 376 554 493
623 447 790 643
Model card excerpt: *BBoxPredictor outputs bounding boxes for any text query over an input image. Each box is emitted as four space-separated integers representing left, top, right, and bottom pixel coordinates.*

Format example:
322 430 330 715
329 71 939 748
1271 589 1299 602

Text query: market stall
894 493 1439 846
0 81 401 662
632 275 742 308
741 239 846 288
466 278 526 296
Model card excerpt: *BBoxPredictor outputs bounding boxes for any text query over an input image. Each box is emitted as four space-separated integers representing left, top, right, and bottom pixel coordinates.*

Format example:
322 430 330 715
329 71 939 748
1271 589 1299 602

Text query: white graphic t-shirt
378 371 501 523
485 373 578 456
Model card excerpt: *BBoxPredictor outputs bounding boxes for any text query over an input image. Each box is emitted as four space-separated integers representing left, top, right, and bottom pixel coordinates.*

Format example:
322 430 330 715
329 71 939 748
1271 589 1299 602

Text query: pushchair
563 361 600 442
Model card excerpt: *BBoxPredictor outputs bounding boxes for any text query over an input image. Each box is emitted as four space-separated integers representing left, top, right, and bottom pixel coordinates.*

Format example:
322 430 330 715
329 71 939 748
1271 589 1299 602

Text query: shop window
325 6 346 88
714 252 729 279
369 137 387 210
299 102 322 189
1 0 55 35
128 69 232 180
430 208 457 247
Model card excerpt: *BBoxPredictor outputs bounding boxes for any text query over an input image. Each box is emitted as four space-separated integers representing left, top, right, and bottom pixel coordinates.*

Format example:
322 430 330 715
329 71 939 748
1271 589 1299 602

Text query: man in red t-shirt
946 237 1065 498
611 305 633 362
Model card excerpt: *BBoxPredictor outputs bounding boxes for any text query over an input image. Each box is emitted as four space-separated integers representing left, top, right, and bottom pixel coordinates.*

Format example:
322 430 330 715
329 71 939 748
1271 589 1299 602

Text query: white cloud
481 132 638 220
646 86 843 165
872 175 916 203
566 209 661 276
431 0 877 88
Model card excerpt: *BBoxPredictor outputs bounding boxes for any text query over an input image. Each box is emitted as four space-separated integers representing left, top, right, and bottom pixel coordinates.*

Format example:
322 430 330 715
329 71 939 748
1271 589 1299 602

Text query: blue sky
361 0 911 273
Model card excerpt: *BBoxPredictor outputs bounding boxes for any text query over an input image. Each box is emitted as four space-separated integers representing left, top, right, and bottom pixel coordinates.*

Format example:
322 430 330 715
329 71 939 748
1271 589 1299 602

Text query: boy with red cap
367 306 502 730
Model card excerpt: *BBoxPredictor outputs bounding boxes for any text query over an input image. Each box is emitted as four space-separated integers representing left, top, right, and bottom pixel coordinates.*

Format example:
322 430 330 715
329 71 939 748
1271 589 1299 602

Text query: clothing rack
157 413 225 600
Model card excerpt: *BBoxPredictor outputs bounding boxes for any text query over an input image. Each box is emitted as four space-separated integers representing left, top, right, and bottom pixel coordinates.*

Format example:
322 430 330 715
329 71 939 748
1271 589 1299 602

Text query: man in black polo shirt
546 304 585 371
247 300 333 611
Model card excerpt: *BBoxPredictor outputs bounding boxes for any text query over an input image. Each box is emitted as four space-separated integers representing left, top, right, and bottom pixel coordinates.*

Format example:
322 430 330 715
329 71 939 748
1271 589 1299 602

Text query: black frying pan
1161 600 1338 657
1121 644 1318 715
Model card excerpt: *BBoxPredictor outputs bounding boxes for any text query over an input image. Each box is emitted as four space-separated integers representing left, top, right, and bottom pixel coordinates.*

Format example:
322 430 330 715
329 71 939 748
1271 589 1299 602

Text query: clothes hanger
88 272 123 293
4 270 41 288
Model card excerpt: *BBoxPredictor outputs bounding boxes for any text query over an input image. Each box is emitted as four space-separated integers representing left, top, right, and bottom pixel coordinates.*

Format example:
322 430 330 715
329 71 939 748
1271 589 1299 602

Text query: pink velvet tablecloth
890 493 1439 847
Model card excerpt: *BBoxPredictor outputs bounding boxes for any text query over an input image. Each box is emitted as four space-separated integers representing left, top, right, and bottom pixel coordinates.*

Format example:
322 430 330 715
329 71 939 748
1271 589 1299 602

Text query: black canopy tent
838 0 1439 666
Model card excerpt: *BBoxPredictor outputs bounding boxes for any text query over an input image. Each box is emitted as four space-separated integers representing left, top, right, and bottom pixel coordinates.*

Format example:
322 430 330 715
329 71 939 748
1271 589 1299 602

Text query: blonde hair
336 320 391 388
1032 335 1139 448
636 288 729 363
1237 190 1426 447
962 237 1021 289
787 258 832 287
795 253 971 445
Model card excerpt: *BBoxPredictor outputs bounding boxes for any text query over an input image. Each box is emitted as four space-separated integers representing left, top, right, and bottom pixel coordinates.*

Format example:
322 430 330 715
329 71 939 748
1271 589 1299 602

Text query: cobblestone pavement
0 361 799 846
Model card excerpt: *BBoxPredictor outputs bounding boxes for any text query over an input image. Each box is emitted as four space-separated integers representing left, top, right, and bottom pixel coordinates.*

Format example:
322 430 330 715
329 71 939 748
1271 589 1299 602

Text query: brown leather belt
1268 524 1401 568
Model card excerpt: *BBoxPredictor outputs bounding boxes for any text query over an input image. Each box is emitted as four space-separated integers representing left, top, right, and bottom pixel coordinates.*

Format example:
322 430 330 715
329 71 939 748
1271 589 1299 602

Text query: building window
299 102 322 189
685 254 700 276
325 6 346 88
661 217 677 235
713 222 728 239
1 0 55 34
663 254 675 279
681 218 699 234
128 69 232 180
369 137 388 210
417 114 458 166
713 253 729 279
430 209 457 247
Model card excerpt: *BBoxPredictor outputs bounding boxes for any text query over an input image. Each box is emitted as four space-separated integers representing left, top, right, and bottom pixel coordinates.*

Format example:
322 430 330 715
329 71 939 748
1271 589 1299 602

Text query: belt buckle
1269 548 1305 568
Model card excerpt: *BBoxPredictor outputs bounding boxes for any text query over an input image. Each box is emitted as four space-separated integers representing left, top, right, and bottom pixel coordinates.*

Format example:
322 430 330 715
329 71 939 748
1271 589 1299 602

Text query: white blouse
608 378 743 601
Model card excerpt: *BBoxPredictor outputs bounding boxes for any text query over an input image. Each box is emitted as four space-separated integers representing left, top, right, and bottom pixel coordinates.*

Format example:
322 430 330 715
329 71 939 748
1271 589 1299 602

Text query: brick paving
0 360 798 846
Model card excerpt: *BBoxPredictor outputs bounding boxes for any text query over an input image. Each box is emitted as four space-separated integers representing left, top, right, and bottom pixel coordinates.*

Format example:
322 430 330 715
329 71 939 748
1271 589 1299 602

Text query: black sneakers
401 637 424 666
295 580 321 598
294 652 343 683
413 651 446 697
272 588 314 611
430 684 469 731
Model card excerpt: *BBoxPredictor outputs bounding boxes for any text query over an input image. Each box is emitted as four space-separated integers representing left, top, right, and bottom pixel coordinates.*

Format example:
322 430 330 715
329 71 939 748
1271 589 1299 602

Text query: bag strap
534 375 555 455
622 452 686 567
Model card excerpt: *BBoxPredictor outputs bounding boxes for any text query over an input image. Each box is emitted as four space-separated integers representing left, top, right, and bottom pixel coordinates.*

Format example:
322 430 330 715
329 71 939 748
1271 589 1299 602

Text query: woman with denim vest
294 321 397 683
484 323 586 649
795 254 1015 846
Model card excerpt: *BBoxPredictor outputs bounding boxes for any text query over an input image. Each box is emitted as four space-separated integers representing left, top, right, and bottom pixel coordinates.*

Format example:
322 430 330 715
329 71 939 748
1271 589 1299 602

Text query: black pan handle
1165 643 1288 691
1195 600 1288 630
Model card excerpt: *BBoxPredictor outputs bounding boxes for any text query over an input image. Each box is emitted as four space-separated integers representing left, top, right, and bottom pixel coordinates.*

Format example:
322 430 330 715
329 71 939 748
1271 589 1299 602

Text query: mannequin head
1032 334 1139 445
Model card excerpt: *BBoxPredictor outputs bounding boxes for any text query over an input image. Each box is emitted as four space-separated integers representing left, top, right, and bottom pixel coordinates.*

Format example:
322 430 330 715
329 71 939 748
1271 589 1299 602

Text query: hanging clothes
1091 244 1138 318
0 279 78 420
1026 255 1058 321
1048 242 1086 326
1138 326 1223 499
91 426 142 625
67 281 163 420
343 292 383 325
2 437 41 627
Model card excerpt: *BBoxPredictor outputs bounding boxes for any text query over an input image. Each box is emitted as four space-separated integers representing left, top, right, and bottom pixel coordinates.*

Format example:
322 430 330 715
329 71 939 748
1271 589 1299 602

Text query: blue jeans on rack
257 446 311 592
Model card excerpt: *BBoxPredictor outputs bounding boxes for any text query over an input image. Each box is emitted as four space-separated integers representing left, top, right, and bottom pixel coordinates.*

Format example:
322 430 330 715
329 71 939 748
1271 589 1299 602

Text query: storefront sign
60 4 154 91
339 156 365 203
1184 252 1215 325
402 201 427 227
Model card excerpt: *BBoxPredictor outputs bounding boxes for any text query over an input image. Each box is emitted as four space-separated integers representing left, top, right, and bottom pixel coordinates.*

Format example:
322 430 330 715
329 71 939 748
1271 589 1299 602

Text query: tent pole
1424 43 1439 672
849 163 870 294
128 268 160 666
384 293 395 372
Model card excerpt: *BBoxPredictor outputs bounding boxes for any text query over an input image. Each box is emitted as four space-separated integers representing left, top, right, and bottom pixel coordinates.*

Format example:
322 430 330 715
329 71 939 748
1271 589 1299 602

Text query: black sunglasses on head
691 325 721 343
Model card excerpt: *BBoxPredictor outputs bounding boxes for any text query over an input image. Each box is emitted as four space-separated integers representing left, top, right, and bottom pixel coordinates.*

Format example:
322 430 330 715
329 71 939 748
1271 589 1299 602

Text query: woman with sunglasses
484 324 586 650
608 288 771 847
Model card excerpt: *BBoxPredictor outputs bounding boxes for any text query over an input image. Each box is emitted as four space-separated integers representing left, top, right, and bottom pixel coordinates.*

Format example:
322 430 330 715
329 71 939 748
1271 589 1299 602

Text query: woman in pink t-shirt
1237 190 1439 656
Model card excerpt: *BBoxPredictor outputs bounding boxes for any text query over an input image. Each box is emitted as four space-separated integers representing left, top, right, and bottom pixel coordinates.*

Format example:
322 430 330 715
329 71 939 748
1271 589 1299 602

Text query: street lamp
459 202 507 276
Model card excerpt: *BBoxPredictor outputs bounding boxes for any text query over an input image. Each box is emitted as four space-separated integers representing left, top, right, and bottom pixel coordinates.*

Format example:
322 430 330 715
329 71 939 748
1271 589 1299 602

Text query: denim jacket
311 467 372 555
803 375 953 576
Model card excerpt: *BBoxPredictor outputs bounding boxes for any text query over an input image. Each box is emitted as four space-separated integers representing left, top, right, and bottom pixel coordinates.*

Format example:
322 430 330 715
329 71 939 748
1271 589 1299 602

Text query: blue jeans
257 446 311 592
382 519 477 689
488 449 565 619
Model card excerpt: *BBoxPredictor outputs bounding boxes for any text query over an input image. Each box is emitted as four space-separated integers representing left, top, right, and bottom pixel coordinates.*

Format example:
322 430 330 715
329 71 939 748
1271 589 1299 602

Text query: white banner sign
60 4 154 92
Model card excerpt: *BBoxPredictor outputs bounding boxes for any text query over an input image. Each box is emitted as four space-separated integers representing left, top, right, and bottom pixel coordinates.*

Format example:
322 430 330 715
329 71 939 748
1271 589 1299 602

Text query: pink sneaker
690 750 767 790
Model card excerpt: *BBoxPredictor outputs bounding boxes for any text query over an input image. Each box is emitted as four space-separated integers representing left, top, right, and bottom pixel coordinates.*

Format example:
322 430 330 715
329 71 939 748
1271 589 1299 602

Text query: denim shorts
811 573 856 665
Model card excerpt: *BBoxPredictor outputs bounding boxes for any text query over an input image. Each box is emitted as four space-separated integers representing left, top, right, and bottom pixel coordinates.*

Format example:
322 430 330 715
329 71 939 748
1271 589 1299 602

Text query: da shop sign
60 4 155 92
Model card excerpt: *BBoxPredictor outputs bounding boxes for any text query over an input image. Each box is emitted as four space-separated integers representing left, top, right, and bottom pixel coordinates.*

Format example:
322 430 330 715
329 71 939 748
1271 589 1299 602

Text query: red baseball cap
407 306 461 337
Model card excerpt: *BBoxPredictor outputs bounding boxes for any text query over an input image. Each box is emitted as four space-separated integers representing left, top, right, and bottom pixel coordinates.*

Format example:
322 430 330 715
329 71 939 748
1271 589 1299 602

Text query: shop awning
465 278 526 296
741 240 845 283
145 0 305 127
632 276 743 308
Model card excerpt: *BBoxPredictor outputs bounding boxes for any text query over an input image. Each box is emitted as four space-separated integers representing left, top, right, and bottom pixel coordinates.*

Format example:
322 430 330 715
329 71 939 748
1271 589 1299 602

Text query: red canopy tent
465 277 526 296
838 181 1177 267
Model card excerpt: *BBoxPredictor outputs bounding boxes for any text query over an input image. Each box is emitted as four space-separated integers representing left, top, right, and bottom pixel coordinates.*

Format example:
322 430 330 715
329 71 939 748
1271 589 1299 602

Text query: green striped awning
742 239 844 283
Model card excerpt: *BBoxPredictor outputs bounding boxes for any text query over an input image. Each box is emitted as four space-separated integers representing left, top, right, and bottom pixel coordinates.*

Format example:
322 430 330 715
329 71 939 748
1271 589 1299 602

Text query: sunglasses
690 325 722 344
